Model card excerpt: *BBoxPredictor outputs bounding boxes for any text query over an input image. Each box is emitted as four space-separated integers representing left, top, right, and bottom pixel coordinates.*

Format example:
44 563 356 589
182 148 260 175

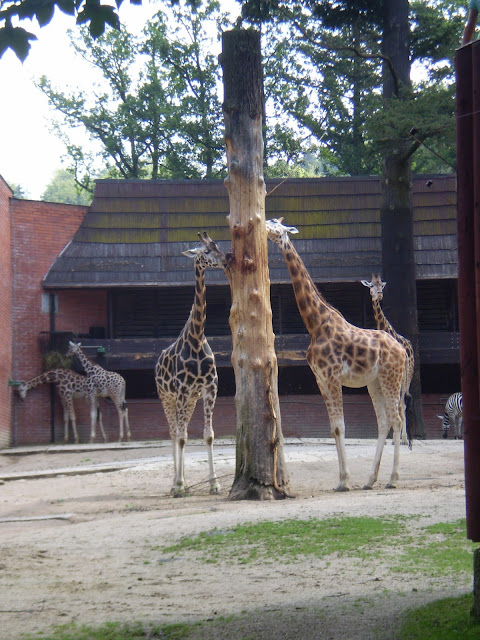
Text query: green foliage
164 516 405 564
398 593 480 640
44 350 73 370
38 1 227 181
0 0 131 61
42 169 92 205
250 0 460 175
162 516 475 576
20 620 192 640
7 181 29 198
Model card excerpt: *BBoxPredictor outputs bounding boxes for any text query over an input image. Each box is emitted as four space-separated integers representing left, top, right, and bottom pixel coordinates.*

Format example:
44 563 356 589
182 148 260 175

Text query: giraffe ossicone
66 342 131 443
155 233 226 496
266 218 408 491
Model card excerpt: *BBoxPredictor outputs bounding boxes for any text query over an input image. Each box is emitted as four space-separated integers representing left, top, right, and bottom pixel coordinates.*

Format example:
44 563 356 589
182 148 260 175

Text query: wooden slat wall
43 175 457 288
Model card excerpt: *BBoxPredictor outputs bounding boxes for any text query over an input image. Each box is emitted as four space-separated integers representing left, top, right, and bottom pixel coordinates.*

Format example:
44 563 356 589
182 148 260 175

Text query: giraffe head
266 218 299 248
361 274 386 302
182 232 227 270
17 383 27 399
67 341 83 358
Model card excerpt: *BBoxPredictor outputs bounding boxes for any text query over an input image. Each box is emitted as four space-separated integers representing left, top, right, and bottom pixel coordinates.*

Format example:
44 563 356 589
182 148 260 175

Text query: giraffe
17 369 105 444
361 274 414 447
266 218 408 491
155 232 227 496
66 342 131 443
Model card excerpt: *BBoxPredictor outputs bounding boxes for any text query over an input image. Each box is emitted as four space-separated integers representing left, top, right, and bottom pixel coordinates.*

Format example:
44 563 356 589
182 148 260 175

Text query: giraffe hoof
385 483 397 489
210 485 221 495
335 485 350 492
362 484 373 490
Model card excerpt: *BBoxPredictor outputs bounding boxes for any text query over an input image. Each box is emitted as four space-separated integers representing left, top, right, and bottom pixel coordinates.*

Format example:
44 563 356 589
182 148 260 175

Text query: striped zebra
437 392 463 439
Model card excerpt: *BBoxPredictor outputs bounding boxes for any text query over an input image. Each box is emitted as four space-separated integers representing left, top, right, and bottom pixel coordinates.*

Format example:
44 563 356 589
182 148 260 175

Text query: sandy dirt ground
0 437 470 640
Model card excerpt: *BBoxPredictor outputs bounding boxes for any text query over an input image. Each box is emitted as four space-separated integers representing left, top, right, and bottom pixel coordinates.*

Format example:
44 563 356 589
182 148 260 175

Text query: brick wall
0 177 13 448
30 390 451 446
56 290 107 335
11 199 88 445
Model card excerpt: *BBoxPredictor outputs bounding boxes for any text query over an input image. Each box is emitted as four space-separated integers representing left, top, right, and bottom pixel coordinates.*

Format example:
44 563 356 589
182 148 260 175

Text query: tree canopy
42 168 92 204
38 1 229 184
0 0 209 61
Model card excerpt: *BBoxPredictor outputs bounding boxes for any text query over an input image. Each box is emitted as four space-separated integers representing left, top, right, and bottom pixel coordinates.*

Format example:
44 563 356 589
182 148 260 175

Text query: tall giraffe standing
361 274 414 447
155 233 226 496
266 218 408 491
66 342 131 443
18 369 105 444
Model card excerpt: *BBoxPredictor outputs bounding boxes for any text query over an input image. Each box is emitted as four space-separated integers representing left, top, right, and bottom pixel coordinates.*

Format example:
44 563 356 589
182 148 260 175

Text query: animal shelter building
0 173 459 446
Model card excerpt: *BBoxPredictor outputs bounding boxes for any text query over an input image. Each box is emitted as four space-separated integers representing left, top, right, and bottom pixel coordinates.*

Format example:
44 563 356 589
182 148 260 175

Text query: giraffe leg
123 404 132 440
159 392 183 495
89 400 98 443
66 399 79 444
319 380 350 491
62 402 70 443
115 403 124 442
171 394 197 496
97 403 107 442
202 384 220 494
365 381 390 489
71 413 79 444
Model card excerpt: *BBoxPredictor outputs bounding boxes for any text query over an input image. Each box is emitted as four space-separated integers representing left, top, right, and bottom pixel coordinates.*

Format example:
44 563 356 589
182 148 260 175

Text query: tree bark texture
221 29 290 500
381 0 425 438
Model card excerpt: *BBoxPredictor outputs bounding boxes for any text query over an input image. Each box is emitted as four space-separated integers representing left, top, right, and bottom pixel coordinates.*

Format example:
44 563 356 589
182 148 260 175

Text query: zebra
437 392 463 439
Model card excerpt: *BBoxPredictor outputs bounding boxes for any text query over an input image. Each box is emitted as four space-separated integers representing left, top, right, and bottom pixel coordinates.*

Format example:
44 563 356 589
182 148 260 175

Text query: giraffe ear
182 248 199 259
360 280 371 288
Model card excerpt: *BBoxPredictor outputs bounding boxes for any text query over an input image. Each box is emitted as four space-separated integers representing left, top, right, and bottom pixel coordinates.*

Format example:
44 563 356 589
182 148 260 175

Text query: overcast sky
0 1 240 200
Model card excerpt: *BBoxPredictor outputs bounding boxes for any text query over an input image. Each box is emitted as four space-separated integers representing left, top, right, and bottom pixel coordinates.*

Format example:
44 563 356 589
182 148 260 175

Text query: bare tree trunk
220 29 290 500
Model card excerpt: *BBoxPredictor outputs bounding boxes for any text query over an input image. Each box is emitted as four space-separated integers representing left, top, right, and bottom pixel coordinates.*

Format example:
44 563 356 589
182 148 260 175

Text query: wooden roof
42 174 457 288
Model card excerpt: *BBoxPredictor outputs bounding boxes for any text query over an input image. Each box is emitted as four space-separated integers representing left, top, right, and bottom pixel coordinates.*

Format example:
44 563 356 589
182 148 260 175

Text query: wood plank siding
43 174 457 288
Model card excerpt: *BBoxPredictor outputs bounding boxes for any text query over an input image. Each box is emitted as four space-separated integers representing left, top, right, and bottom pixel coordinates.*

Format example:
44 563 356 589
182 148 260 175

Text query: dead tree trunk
220 29 290 500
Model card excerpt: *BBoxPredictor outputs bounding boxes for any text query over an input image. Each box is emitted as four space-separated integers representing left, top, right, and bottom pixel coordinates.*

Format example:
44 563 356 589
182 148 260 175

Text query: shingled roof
42 174 457 288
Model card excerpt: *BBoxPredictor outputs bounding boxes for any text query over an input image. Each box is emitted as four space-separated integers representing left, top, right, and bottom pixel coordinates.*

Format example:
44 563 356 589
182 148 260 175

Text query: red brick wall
11 199 88 445
56 290 107 335
37 391 451 445
0 178 13 448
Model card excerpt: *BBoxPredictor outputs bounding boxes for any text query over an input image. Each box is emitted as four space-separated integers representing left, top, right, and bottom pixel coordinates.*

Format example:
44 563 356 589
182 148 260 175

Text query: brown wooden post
220 29 290 500
456 39 480 617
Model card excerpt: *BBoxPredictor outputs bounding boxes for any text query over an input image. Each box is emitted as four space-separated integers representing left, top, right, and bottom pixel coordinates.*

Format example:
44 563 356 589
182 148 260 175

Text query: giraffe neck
24 370 58 390
185 265 207 340
75 351 98 376
371 298 390 333
280 238 338 336
371 297 405 343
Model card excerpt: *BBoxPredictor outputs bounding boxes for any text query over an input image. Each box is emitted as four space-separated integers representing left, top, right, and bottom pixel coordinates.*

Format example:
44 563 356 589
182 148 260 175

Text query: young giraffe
66 342 131 443
361 274 414 447
17 369 105 444
155 232 226 496
266 218 408 491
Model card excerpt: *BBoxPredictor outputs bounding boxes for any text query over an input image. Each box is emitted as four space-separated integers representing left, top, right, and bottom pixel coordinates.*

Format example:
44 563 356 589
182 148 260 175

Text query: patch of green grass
397 593 480 639
391 519 475 577
162 516 475 578
163 516 405 564
21 621 192 640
